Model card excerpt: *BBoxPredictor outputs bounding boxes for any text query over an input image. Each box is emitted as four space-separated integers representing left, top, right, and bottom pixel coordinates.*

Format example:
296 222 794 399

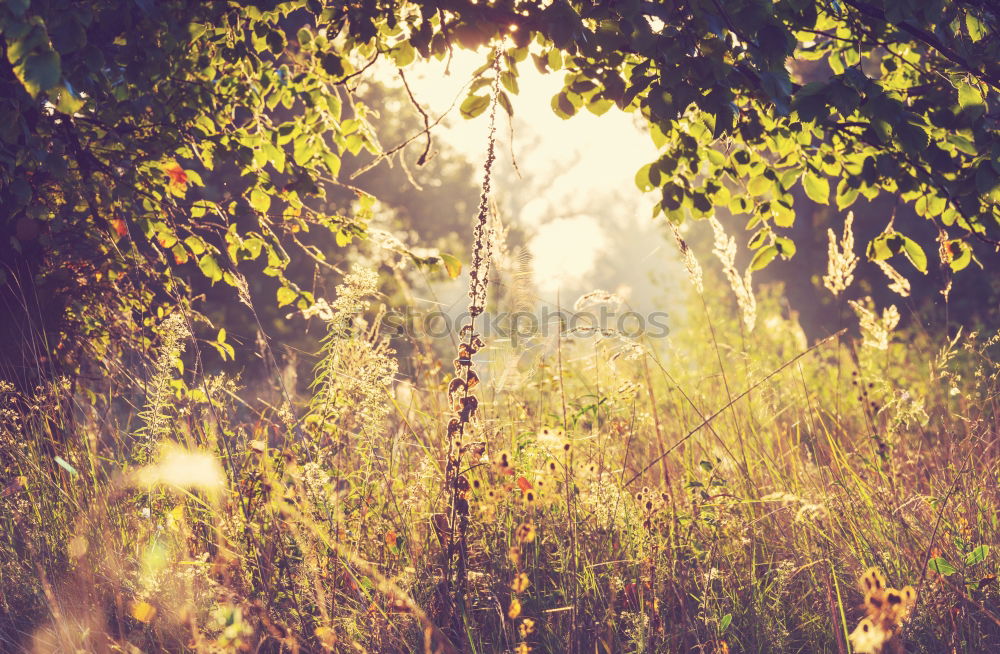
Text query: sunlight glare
529 215 605 292
396 48 658 296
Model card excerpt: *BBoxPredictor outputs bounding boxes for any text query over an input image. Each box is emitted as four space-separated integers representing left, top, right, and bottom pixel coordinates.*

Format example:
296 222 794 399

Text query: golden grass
0 269 998 653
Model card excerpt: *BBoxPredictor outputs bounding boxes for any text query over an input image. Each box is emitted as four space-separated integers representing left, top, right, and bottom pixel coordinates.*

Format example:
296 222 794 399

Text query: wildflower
137 313 190 451
508 545 521 565
512 572 530 593
515 522 536 543
537 427 564 449
849 567 917 654
508 597 522 619
823 211 858 297
495 451 512 474
308 266 398 433
518 618 536 638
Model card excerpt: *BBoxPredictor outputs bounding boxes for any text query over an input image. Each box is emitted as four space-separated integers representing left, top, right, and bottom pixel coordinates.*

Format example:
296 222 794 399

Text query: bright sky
396 49 664 297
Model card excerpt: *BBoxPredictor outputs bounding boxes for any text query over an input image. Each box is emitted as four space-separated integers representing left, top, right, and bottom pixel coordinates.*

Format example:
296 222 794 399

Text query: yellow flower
131 601 156 623
515 522 536 543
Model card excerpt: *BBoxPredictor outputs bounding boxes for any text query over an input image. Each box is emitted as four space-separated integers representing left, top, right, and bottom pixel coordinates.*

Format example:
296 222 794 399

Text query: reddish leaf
165 163 188 189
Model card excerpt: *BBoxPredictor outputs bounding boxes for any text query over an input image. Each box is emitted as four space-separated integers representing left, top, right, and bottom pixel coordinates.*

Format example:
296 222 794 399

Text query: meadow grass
0 265 997 653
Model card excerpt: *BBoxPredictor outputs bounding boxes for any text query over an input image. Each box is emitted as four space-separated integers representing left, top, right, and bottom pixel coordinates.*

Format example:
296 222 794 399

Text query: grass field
1 242 998 654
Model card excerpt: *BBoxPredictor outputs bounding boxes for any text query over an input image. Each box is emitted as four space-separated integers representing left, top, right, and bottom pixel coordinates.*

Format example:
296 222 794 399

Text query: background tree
1 0 997 381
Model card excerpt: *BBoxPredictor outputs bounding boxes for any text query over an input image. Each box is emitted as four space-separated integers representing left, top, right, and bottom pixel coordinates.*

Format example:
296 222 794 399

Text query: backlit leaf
440 252 462 279
802 171 830 205
928 557 956 576
750 244 779 270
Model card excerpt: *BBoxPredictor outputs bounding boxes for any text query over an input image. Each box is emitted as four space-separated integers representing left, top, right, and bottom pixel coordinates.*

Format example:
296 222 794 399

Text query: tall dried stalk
439 47 501 642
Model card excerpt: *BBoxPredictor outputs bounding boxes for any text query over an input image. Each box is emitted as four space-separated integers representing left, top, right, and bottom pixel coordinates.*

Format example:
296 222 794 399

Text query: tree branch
840 0 999 89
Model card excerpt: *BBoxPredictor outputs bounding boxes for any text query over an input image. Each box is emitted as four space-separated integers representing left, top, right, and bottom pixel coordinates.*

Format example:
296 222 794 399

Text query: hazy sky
395 48 674 306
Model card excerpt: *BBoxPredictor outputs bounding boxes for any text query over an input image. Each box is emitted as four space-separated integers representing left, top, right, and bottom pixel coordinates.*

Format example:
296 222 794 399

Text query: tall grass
1 254 998 652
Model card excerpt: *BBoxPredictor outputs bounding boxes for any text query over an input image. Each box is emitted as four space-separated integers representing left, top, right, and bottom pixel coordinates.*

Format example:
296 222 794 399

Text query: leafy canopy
1 0 997 361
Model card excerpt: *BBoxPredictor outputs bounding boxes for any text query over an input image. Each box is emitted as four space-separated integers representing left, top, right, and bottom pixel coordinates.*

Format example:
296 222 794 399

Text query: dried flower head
667 221 704 294
849 297 900 351
574 289 623 313
709 216 756 331
823 211 858 297
874 259 911 297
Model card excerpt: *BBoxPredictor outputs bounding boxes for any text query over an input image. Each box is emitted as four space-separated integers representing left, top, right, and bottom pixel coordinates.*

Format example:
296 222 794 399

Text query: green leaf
966 14 987 42
171 244 189 264
748 174 771 196
750 244 779 270
266 29 286 55
867 233 895 261
773 202 795 227
497 90 514 117
551 91 576 119
836 179 860 211
650 123 670 150
18 49 62 97
242 237 264 260
277 286 297 307
460 93 490 119
440 252 462 279
54 455 78 476
720 613 732 633
946 240 972 272
901 236 927 273
198 254 223 283
964 544 990 566
748 227 770 250
586 97 614 116
388 41 415 67
635 164 655 192
774 235 796 258
547 49 562 71
52 85 85 114
928 557 956 576
958 82 984 111
500 70 519 94
802 171 830 205
184 235 206 255
249 188 271 213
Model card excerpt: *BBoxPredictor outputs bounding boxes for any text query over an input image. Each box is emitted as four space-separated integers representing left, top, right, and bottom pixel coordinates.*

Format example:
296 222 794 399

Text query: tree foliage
1 0 998 372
